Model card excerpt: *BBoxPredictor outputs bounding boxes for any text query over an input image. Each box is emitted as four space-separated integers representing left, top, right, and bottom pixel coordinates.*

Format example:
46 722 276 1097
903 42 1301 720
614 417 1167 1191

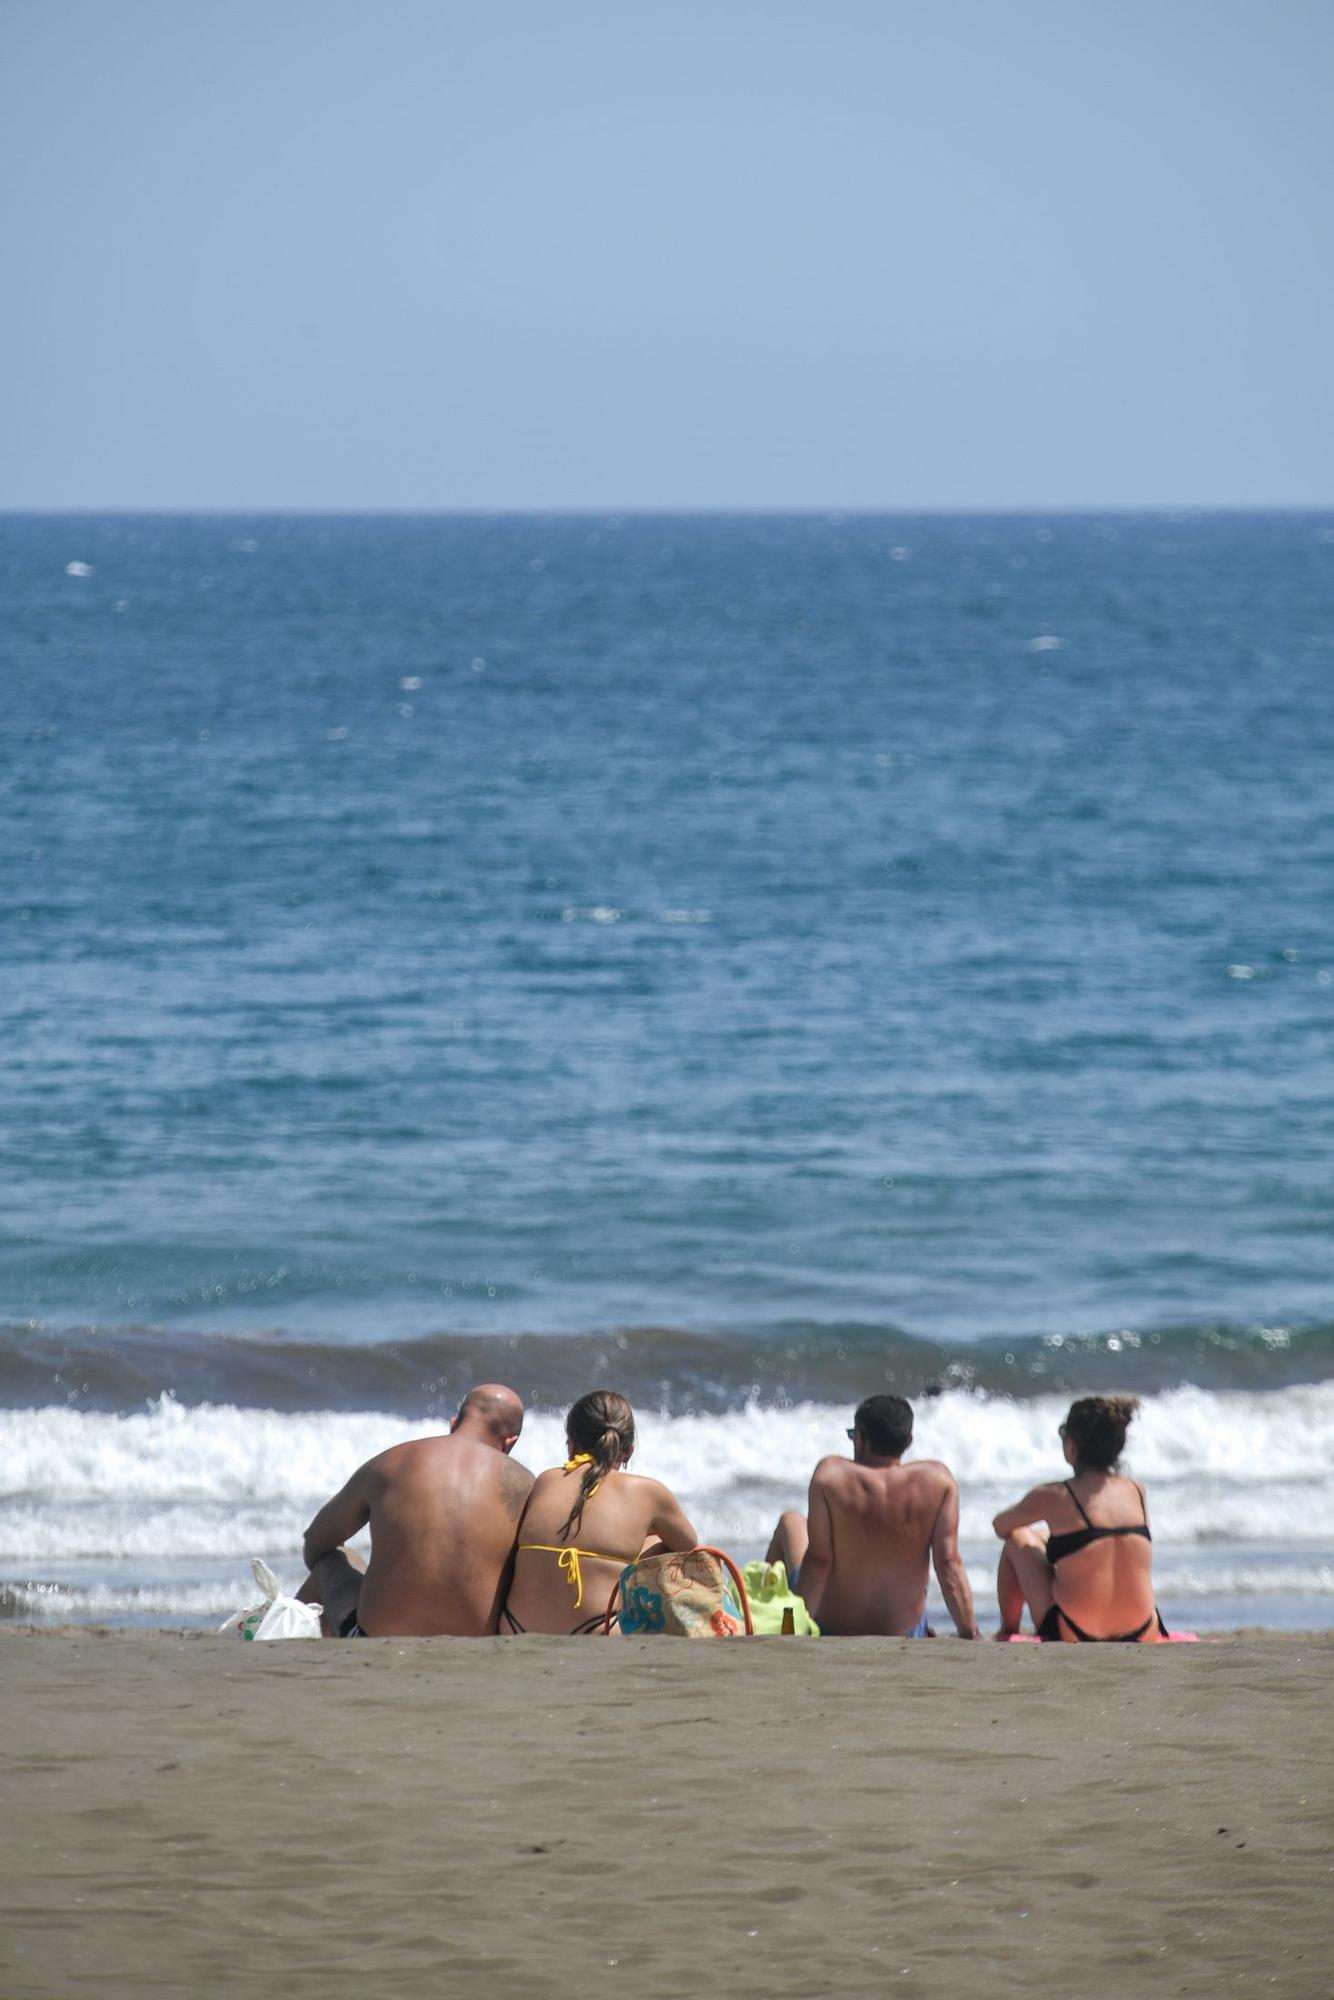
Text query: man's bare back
768 1396 979 1639
299 1384 533 1637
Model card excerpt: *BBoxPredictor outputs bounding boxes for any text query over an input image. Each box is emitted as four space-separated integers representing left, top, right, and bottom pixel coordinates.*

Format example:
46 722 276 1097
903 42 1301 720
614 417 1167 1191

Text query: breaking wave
3 1383 1332 1564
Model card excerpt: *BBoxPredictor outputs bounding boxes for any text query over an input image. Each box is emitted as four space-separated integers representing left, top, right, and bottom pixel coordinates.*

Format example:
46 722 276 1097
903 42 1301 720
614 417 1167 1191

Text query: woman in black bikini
500 1389 696 1635
993 1395 1166 1642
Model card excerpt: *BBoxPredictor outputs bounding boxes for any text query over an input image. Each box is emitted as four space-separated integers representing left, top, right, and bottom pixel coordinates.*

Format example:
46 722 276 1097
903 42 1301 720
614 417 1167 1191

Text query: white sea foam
2 1387 1332 1578
8 1551 1333 1628
5 1579 256 1621
1117 1561 1334 1599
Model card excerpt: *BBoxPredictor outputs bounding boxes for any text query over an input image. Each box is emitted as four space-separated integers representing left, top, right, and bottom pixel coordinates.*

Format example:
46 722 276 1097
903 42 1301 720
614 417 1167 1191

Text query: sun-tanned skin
769 1423 980 1638
502 1463 696 1635
992 1427 1158 1642
297 1384 533 1637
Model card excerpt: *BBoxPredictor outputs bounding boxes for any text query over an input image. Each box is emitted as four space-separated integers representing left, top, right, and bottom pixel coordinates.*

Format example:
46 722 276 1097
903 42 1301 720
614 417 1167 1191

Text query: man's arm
793 1464 835 1618
930 1475 981 1638
302 1461 376 1569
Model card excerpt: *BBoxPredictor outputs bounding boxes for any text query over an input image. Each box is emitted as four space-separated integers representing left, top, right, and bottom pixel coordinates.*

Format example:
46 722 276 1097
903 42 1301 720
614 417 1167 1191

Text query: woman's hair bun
1064 1393 1139 1471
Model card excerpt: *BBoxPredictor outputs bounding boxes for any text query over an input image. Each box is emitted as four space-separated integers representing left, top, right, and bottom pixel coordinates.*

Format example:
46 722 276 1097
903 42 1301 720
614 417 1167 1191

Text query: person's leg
297 1546 366 1638
996 1528 1053 1637
765 1510 809 1579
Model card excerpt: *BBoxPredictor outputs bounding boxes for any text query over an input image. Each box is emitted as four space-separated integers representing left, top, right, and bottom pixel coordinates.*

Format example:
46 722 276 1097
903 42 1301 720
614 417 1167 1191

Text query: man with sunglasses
765 1393 980 1638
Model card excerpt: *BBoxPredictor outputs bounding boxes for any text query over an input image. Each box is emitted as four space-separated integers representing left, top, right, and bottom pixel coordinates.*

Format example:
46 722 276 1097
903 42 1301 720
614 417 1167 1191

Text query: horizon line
3 502 1333 520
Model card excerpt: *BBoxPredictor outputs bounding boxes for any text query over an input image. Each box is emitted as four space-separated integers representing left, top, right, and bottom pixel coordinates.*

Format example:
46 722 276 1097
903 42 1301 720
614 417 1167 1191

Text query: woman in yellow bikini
501 1389 696 1635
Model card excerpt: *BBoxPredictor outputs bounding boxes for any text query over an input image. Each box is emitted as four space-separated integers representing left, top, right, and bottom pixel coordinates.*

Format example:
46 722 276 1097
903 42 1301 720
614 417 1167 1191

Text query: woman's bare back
1045 1473 1156 1638
501 1465 695 1635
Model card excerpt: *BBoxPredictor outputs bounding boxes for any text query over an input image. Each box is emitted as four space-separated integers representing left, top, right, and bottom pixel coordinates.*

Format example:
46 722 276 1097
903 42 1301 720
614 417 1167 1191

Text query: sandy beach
2 1630 1329 1999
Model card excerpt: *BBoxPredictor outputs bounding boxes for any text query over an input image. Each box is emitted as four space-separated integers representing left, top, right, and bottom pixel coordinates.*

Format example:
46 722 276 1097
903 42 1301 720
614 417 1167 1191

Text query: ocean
3 511 1332 1630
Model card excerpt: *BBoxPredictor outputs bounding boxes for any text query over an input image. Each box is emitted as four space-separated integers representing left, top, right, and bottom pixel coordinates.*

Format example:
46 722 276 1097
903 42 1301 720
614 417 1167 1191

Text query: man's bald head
452 1383 525 1453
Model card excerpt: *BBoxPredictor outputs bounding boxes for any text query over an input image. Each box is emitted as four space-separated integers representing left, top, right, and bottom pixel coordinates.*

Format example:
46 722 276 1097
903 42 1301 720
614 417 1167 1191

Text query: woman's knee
1005 1526 1046 1555
765 1509 807 1564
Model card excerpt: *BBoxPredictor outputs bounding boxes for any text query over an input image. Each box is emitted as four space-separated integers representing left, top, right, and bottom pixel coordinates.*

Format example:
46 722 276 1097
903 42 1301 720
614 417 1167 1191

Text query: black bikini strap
1065 1479 1095 1527
1058 1604 1156 1644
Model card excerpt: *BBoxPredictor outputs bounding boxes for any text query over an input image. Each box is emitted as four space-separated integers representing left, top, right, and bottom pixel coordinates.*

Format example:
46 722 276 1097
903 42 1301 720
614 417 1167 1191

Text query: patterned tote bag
604 1546 753 1638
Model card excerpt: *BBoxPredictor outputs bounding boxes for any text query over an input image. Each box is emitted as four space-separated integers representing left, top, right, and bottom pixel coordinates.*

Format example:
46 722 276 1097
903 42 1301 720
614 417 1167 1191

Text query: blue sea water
2 511 1332 1626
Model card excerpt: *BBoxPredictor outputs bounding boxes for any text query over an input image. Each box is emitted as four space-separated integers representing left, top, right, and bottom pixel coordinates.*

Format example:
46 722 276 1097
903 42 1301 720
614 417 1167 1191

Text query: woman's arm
647 1481 697 1551
992 1483 1059 1540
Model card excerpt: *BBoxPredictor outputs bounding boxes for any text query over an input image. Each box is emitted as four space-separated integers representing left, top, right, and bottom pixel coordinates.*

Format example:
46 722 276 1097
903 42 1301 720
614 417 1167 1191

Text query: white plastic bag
218 1557 323 1641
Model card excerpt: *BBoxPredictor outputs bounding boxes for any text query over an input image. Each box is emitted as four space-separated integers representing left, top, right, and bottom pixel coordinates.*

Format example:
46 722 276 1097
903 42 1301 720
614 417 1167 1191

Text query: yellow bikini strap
517 1542 627 1611
557 1545 586 1608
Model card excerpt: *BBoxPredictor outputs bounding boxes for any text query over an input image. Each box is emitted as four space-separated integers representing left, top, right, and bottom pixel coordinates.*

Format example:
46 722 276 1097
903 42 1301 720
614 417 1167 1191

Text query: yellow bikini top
517 1455 624 1608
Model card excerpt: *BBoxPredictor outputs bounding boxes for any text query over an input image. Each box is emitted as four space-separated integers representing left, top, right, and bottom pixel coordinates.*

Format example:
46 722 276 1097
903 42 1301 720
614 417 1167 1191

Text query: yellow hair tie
561 1451 603 1517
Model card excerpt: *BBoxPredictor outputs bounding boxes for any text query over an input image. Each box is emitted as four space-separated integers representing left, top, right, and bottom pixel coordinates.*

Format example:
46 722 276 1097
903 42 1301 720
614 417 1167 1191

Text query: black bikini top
1046 1478 1152 1566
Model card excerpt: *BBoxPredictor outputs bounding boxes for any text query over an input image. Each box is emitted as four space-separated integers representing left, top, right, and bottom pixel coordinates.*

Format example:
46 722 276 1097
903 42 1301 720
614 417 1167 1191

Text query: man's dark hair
854 1394 913 1457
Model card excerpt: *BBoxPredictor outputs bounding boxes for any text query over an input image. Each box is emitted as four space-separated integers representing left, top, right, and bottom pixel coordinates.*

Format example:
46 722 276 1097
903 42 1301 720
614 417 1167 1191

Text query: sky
2 1 1332 510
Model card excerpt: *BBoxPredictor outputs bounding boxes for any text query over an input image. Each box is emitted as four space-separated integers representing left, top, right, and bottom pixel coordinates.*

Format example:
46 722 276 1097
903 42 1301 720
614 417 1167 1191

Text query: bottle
780 1606 796 1635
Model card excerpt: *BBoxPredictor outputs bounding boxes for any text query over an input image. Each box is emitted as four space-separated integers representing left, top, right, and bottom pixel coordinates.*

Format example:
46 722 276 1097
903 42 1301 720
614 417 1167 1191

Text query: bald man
298 1384 533 1637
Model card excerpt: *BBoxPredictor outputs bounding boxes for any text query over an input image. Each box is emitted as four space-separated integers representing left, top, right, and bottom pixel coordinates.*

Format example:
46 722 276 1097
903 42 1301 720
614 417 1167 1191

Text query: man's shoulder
379 1432 451 1468
364 1436 421 1472
897 1458 961 1503
496 1453 535 1518
384 1432 452 1464
904 1457 958 1484
379 1431 491 1478
468 1440 534 1491
365 1435 445 1490
810 1454 855 1491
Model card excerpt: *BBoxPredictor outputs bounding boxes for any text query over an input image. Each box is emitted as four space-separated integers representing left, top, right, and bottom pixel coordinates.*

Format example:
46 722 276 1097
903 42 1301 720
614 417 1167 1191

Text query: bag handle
601 1545 754 1636
703 1545 754 1636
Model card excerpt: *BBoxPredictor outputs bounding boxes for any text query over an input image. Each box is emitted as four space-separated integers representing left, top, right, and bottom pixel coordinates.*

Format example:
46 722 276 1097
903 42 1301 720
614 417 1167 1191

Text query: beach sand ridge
2 1630 1330 1998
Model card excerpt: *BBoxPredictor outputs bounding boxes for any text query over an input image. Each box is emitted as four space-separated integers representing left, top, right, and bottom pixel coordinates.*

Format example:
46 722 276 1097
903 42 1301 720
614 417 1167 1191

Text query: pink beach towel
1000 1630 1198 1644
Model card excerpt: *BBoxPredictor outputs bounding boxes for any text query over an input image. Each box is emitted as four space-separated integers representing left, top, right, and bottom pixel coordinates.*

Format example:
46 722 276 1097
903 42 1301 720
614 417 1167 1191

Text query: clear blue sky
3 1 1331 509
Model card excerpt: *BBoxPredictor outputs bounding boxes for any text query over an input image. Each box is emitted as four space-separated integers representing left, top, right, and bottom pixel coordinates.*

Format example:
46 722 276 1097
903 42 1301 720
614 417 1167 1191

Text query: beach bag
218 1558 323 1641
742 1559 820 1635
605 1546 752 1638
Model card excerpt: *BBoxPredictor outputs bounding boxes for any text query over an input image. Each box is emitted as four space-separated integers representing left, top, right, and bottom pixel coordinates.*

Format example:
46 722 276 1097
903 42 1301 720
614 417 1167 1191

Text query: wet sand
2 1629 1330 1998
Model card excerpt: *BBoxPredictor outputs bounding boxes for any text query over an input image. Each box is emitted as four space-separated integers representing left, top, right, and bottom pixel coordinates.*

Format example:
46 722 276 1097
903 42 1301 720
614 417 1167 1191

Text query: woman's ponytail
558 1390 636 1538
